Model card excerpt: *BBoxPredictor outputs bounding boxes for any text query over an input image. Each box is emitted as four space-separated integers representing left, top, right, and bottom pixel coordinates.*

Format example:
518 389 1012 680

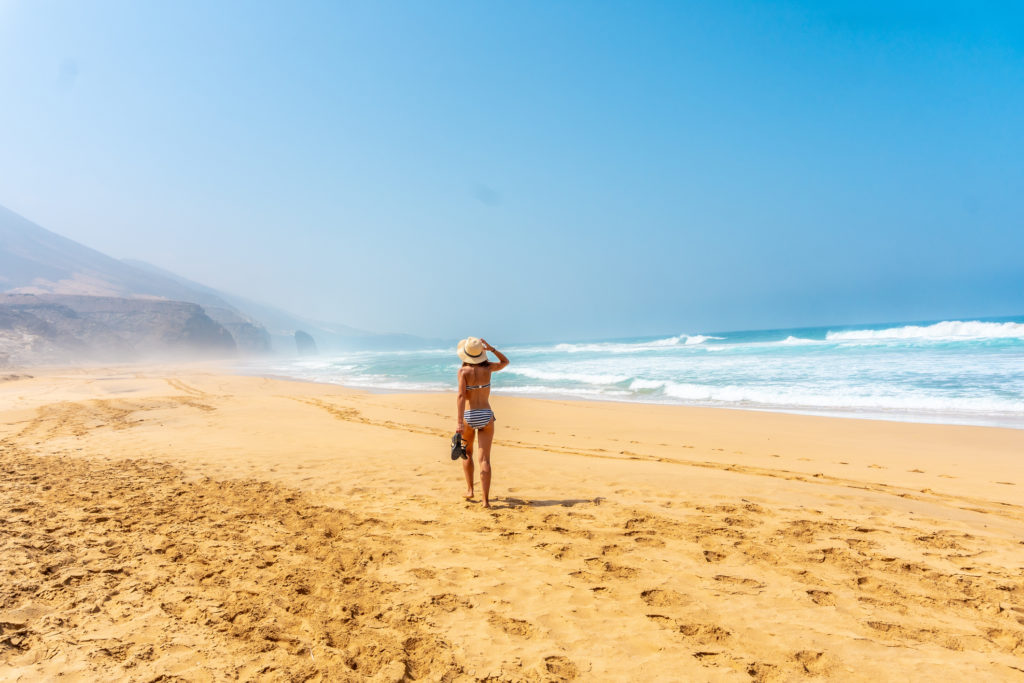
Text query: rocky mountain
0 204 270 354
0 203 433 365
0 293 235 365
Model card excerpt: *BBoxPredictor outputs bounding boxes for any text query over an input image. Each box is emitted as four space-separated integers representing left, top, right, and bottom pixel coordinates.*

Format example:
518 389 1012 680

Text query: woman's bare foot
464 489 475 500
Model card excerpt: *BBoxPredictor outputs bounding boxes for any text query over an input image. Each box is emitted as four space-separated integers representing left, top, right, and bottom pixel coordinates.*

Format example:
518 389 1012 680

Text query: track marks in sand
164 378 208 398
295 397 1024 528
14 396 215 442
292 397 448 439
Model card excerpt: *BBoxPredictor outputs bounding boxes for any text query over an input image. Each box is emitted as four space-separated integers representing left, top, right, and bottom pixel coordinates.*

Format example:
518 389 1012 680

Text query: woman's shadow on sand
483 497 603 510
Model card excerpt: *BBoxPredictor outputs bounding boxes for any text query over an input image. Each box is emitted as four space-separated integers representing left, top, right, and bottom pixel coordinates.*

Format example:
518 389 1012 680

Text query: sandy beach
2 367 1024 681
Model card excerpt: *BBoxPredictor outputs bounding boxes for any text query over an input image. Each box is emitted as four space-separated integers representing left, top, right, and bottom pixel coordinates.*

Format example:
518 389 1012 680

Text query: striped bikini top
466 382 490 390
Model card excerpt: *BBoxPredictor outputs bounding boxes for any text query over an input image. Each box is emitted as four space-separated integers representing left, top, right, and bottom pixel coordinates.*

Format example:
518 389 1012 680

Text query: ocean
238 317 1024 429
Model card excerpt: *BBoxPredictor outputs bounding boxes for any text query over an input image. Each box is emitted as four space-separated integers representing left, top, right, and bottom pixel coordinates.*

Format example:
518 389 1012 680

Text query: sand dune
2 368 1024 681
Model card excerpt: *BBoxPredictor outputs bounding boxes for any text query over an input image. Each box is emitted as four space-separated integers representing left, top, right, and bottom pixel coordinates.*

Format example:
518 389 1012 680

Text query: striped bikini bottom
464 409 495 430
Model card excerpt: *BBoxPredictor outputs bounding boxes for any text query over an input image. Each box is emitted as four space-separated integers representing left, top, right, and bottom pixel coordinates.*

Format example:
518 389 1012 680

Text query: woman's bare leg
461 425 476 499
477 422 495 508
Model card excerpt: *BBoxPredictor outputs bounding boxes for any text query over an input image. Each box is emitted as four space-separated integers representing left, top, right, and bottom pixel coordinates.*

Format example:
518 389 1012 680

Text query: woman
456 337 509 508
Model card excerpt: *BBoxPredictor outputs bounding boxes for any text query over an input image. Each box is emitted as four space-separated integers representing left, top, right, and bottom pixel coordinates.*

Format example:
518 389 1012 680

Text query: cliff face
200 306 272 354
0 294 235 365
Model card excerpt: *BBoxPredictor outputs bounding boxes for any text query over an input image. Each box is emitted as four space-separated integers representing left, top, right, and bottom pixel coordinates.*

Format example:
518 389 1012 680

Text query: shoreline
10 359 1023 430
234 365 1024 431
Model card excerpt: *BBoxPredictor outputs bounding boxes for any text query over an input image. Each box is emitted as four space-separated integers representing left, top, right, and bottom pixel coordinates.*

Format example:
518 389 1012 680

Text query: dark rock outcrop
295 330 318 356
202 306 272 354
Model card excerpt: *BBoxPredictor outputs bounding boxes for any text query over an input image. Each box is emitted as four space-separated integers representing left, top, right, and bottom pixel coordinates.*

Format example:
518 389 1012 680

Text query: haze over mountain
120 258 425 351
0 204 429 364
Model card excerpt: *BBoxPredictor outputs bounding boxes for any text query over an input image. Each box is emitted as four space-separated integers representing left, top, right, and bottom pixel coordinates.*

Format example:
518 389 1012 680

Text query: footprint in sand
537 543 583 561
488 612 537 637
543 655 579 680
632 535 665 548
646 615 732 644
640 588 691 608
913 532 964 550
678 623 731 642
583 557 638 579
425 593 472 613
722 516 759 529
806 589 836 606
791 650 836 676
712 575 765 593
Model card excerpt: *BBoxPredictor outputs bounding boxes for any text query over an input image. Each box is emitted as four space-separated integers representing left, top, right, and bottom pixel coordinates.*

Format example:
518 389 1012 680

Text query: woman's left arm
482 339 509 371
456 369 467 431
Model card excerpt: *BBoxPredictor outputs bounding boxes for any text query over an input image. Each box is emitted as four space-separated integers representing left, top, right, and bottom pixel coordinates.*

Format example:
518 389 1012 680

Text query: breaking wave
826 320 1024 342
239 316 1024 428
504 367 631 385
554 334 724 353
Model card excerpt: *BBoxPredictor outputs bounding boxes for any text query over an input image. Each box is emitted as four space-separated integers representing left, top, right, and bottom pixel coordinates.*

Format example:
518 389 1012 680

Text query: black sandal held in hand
450 432 468 460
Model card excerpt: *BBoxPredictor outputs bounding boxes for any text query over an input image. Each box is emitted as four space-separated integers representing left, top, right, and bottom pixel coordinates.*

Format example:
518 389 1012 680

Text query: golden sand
2 368 1023 681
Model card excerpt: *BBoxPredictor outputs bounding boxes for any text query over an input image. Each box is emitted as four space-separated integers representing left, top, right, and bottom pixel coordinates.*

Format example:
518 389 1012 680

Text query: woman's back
461 364 492 408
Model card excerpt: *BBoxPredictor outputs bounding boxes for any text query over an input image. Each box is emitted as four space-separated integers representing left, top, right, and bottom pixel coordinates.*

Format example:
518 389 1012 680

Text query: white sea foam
656 381 1024 414
629 378 668 391
326 377 450 392
554 334 723 353
646 334 724 346
505 367 631 385
499 384 633 399
826 320 1024 342
779 336 818 345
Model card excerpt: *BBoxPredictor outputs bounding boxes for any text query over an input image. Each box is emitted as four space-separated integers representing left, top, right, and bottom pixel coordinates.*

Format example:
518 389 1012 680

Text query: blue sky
0 1 1021 341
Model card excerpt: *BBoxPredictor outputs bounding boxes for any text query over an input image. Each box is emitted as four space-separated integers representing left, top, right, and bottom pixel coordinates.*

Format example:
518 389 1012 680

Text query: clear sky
1 1 1021 342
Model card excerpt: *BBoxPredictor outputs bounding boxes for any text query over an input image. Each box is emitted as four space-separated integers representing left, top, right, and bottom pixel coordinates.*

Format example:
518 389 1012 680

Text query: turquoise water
238 317 1024 428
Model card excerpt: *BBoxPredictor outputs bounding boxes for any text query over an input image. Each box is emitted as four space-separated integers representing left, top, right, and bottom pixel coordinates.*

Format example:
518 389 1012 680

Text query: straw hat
457 337 488 364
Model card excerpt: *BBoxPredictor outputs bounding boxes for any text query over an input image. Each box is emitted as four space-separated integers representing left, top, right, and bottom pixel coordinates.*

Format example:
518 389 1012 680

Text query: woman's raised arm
482 339 509 371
